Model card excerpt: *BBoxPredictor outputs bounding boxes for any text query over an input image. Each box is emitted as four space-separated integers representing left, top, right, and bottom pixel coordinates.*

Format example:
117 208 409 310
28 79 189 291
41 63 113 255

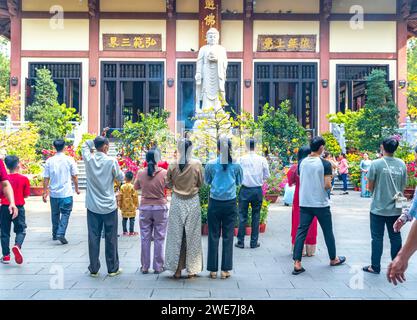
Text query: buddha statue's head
206 28 219 46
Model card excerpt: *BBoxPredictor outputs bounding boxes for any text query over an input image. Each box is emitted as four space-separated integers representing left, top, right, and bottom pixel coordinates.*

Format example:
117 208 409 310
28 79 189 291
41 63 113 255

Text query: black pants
87 209 119 274
122 217 135 233
370 212 402 273
293 206 336 262
237 186 263 246
0 205 26 257
207 198 238 272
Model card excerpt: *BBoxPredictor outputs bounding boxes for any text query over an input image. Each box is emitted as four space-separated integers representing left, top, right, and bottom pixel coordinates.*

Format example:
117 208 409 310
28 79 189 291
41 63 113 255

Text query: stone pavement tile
0 289 38 300
151 289 210 299
91 288 153 299
237 279 294 289
229 273 262 281
210 288 270 299
129 279 185 289
267 288 329 299
290 278 350 289
30 289 96 300
182 278 238 289
72 278 131 289
0 281 23 289
322 287 389 299
0 265 43 275
260 273 313 282
379 287 417 299
14 281 76 290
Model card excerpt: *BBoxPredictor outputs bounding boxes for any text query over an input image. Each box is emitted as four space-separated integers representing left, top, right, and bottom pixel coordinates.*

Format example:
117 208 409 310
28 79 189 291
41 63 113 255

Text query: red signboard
199 0 221 48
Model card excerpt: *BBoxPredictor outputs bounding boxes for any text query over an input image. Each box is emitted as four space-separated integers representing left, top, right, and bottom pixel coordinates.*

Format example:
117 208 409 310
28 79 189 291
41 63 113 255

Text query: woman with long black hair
204 137 243 279
134 149 168 274
165 139 204 279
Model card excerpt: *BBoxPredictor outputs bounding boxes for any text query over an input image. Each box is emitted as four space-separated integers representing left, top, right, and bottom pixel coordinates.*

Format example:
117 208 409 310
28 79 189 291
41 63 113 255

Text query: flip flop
362 265 380 274
292 267 306 275
330 256 346 266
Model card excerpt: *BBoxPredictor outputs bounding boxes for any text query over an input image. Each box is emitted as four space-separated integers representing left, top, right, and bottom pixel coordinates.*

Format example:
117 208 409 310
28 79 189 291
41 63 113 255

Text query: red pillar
9 9 21 121
242 2 253 114
319 0 330 134
166 16 176 132
88 9 100 135
397 19 408 124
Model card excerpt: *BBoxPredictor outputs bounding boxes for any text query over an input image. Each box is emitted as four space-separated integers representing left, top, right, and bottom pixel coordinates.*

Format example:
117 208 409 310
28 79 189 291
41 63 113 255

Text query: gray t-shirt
368 156 407 217
299 156 333 208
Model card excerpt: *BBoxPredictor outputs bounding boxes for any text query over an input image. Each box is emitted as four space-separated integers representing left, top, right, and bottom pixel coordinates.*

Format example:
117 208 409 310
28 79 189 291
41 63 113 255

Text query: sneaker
108 268 123 277
234 242 244 249
1 255 10 264
57 236 68 245
122 232 129 236
129 232 139 236
12 245 23 265
89 272 99 278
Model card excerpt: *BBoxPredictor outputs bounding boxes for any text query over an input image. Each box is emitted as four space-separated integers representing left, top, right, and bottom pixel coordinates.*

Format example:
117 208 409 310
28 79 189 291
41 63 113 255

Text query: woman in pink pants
134 149 168 274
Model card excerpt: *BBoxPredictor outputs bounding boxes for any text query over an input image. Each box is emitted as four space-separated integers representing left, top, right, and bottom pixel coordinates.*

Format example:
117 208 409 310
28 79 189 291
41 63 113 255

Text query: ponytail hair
178 138 193 172
146 149 160 177
218 137 233 171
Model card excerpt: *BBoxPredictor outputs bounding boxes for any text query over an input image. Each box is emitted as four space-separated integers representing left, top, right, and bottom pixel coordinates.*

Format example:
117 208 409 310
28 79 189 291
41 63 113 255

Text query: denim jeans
293 206 337 262
370 212 402 273
122 217 135 233
341 174 348 192
207 198 238 272
0 205 27 256
50 196 73 238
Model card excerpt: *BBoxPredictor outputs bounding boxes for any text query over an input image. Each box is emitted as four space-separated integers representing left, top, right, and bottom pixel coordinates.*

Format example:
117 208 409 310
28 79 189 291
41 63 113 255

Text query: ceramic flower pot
30 186 43 196
265 194 279 203
201 224 209 236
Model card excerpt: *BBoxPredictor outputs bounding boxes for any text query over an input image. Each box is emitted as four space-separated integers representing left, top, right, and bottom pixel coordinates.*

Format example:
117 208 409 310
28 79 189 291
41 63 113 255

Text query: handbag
382 157 407 209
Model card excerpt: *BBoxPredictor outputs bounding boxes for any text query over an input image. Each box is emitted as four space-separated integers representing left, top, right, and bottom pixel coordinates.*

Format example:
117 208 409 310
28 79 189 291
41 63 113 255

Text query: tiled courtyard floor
0 191 416 300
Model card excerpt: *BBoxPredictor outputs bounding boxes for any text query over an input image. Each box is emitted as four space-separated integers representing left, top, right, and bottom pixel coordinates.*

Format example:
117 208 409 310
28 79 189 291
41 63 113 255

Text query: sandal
362 265 380 274
209 272 217 279
140 267 149 274
221 271 231 279
292 267 306 275
187 274 197 279
330 256 346 266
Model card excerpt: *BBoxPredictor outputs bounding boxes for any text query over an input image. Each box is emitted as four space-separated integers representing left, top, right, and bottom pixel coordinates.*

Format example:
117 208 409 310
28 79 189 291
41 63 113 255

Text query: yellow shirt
118 183 139 218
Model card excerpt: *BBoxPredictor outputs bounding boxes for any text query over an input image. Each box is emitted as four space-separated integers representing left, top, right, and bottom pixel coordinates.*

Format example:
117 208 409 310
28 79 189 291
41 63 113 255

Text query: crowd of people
0 134 416 286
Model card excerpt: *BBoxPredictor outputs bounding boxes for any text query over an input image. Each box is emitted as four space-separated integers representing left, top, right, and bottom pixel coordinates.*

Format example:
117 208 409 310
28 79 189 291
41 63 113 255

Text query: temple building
0 0 416 136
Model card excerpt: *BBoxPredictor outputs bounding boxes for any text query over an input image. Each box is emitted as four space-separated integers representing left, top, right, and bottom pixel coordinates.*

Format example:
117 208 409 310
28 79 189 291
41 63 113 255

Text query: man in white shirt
82 136 124 277
236 138 270 249
43 139 79 245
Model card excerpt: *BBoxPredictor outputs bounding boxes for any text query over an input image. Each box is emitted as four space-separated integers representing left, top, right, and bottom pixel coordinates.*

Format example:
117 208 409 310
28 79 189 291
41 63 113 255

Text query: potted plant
199 184 210 235
29 175 44 196
259 200 270 233
201 204 209 235
245 206 252 236
405 162 417 200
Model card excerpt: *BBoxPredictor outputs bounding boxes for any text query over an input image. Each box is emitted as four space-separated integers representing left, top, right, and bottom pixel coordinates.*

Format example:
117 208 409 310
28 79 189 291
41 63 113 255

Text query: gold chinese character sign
257 35 317 52
103 34 162 51
199 0 220 48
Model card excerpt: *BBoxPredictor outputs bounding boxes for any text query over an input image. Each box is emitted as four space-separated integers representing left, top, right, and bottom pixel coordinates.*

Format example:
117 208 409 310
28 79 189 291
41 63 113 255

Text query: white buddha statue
195 28 228 114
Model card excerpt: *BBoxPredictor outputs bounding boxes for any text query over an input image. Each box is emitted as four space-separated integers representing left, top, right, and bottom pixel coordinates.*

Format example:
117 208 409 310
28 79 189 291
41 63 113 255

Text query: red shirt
0 173 30 206
143 160 169 170
0 160 8 198
0 160 8 182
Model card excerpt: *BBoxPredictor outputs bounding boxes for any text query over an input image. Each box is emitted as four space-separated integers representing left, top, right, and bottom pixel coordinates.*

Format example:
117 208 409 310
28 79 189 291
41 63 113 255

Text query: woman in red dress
287 146 318 257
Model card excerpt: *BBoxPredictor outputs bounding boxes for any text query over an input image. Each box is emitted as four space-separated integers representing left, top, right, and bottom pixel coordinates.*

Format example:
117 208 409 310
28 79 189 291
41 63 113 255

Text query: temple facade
0 0 416 136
